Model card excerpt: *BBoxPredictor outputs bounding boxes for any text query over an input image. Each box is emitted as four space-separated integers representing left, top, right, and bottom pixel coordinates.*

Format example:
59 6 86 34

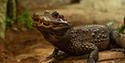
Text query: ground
0 27 124 63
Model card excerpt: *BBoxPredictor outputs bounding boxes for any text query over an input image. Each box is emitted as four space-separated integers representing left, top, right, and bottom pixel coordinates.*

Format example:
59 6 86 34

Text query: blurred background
0 0 125 63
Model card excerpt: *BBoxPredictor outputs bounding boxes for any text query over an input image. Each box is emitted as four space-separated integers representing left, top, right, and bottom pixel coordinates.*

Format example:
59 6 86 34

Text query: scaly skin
32 11 124 63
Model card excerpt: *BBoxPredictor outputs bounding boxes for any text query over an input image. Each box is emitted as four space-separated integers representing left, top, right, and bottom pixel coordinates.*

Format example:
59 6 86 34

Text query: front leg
88 47 98 63
47 48 68 60
84 43 99 63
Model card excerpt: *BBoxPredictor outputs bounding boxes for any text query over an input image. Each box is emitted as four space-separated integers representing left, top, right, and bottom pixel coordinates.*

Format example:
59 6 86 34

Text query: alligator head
32 11 71 31
32 11 71 43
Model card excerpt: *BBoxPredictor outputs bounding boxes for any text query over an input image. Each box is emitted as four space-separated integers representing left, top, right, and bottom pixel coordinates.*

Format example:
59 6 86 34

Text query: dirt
2 28 124 62
0 28 125 63
0 28 52 63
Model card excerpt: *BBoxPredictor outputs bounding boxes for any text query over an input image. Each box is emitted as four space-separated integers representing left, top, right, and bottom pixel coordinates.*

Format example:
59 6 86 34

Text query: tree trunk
7 0 16 20
0 0 8 39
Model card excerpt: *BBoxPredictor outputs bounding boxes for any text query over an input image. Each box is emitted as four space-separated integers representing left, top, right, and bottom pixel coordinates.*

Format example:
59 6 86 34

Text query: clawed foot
47 51 68 60
42 48 67 63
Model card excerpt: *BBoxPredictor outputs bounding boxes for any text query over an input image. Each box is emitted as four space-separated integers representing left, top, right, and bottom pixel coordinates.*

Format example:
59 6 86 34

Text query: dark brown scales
32 11 124 63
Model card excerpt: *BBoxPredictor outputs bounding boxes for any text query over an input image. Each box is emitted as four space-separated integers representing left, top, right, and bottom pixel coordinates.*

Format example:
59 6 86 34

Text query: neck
40 26 70 45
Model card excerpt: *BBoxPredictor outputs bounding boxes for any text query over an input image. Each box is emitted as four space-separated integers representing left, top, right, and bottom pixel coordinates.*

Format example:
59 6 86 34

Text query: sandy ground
0 28 124 63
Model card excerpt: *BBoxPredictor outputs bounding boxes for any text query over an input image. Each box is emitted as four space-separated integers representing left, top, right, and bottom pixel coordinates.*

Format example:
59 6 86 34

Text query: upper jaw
32 11 70 28
32 13 69 25
41 11 68 24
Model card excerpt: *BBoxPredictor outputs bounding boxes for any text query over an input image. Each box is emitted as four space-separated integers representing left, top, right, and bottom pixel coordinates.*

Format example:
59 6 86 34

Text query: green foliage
116 24 125 33
5 17 13 29
106 20 125 33
5 9 33 30
106 20 116 27
17 9 33 30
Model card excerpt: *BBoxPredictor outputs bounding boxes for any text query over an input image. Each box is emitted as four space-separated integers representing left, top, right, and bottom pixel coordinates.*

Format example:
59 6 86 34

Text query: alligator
32 11 125 63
